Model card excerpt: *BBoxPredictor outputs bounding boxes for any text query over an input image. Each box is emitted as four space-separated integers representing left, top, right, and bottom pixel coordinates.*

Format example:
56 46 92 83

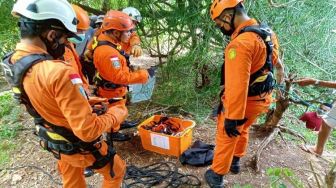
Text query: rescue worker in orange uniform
7 0 127 187
63 4 90 91
121 7 143 57
93 11 153 141
205 0 284 187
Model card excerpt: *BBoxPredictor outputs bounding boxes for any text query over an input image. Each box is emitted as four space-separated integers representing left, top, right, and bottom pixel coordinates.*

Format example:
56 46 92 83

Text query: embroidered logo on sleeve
69 74 83 85
79 86 87 97
228 48 237 60
69 74 88 98
110 56 121 69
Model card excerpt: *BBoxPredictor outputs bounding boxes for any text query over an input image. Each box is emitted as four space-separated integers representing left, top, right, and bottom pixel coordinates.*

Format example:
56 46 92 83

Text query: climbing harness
1 52 116 177
239 23 276 97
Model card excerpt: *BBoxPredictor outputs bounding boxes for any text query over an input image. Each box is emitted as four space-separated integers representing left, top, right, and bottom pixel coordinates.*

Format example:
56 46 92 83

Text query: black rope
124 162 201 188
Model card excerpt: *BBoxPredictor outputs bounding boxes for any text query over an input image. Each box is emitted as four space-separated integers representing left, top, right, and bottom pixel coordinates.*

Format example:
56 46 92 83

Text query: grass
0 93 23 167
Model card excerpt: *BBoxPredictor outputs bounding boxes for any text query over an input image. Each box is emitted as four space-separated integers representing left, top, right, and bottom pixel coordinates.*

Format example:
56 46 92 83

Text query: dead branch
325 161 336 188
263 74 295 127
278 131 288 148
309 161 322 188
252 127 280 172
277 125 307 144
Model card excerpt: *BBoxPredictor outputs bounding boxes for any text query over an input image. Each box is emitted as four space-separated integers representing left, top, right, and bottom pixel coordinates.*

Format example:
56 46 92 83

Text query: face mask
68 33 86 44
218 26 234 36
41 34 65 59
217 9 236 36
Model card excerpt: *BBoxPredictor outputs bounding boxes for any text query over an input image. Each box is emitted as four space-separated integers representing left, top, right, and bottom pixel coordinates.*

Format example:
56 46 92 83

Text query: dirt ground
0 103 335 188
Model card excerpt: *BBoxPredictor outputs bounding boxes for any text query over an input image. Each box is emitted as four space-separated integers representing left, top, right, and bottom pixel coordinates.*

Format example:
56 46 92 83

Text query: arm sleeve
99 48 148 85
224 40 253 120
51 67 126 142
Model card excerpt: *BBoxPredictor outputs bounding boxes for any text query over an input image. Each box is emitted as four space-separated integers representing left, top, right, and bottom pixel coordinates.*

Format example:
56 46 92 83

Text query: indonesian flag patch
110 56 121 69
69 74 83 85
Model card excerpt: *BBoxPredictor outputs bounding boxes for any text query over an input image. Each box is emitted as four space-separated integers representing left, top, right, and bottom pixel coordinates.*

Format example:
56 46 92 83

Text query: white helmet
12 0 78 33
122 7 142 23
95 15 104 24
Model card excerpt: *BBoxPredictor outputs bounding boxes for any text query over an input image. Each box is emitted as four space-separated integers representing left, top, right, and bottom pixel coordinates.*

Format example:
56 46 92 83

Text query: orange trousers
57 141 126 188
211 98 271 175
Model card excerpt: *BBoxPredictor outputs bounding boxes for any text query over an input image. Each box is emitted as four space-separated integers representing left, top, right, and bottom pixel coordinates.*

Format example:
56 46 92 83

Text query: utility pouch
248 72 275 97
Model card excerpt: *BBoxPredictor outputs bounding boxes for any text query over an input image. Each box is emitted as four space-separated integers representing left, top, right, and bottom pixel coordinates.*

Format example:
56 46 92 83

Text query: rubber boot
120 120 138 130
109 132 131 142
204 169 225 188
230 156 240 174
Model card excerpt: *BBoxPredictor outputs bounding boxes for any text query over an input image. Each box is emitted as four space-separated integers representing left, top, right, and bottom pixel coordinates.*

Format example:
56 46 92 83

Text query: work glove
147 66 156 78
131 44 142 57
224 118 247 137
89 97 109 115
106 104 128 132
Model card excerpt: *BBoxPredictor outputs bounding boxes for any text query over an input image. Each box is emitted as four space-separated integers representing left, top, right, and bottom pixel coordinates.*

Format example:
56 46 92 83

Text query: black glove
147 66 156 77
224 118 247 137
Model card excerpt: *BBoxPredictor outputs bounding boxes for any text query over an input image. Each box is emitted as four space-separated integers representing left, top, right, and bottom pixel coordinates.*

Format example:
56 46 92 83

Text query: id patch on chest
111 56 121 69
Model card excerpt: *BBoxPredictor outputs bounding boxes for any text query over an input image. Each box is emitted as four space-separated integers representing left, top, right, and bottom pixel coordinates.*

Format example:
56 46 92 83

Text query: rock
11 174 22 184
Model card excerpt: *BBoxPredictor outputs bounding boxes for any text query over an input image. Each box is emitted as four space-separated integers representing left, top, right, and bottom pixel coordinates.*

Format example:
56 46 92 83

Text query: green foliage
0 140 16 167
0 93 22 166
267 167 305 188
0 93 22 139
71 0 128 11
0 0 19 58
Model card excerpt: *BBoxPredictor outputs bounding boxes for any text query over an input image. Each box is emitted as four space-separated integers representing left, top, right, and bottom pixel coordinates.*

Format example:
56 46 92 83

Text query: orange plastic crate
138 115 195 157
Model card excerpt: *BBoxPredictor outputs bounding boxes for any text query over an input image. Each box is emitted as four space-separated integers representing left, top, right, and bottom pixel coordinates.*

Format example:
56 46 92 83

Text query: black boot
109 132 131 142
230 156 240 174
84 168 95 177
204 169 225 188
120 120 138 130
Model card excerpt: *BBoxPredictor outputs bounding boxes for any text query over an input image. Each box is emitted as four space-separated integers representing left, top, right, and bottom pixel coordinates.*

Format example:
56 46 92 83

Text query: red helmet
210 0 243 20
102 10 134 31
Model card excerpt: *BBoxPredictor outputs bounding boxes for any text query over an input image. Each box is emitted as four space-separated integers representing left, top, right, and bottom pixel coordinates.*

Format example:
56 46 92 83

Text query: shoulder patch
228 48 237 60
69 74 83 85
110 56 121 69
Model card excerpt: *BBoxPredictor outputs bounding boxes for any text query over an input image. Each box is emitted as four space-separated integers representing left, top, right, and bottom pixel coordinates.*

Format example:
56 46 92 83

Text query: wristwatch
314 80 320 85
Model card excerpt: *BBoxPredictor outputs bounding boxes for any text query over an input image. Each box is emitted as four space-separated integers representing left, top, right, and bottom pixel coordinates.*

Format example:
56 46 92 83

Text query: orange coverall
63 41 89 90
12 42 127 188
93 33 148 100
120 31 141 55
211 19 280 175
